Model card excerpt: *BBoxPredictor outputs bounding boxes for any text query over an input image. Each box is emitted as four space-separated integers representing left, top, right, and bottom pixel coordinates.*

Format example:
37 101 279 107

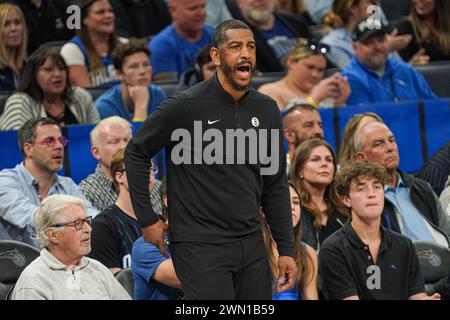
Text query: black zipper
234 103 240 128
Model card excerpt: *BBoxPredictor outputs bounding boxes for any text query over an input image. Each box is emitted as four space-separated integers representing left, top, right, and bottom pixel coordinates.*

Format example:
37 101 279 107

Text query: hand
128 85 150 118
409 48 430 65
142 219 169 257
334 75 351 107
423 293 441 300
275 256 298 293
387 28 412 52
310 76 341 104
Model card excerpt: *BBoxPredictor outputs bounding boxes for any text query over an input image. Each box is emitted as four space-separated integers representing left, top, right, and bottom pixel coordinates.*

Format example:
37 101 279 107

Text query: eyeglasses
31 136 69 147
52 216 92 230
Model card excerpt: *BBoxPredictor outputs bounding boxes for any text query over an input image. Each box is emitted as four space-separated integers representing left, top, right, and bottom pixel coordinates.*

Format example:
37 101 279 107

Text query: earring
300 174 304 180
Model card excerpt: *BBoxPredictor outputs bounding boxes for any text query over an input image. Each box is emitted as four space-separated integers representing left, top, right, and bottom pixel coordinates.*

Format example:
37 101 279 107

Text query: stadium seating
115 267 134 299
0 240 40 300
415 61 450 99
413 240 450 295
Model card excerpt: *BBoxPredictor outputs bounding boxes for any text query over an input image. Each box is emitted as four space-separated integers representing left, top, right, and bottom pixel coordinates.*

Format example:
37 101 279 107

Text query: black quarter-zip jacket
125 74 295 257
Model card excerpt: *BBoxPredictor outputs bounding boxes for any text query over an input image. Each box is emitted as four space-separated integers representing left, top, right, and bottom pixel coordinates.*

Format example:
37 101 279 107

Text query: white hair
33 195 86 248
89 116 132 146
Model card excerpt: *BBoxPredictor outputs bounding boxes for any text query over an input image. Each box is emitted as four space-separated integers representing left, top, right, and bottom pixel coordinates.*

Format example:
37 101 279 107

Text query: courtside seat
416 61 450 98
251 72 285 89
115 267 134 299
0 240 40 300
154 80 179 98
413 240 450 295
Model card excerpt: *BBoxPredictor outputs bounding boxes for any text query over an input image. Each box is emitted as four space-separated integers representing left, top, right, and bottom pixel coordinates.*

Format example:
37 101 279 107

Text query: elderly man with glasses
11 194 131 300
0 118 98 247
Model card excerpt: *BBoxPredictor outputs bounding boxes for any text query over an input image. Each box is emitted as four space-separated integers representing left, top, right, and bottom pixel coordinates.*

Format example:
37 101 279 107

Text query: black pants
170 231 272 300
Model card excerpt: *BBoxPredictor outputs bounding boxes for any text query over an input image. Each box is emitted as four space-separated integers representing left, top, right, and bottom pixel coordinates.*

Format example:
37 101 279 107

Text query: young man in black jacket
125 19 297 300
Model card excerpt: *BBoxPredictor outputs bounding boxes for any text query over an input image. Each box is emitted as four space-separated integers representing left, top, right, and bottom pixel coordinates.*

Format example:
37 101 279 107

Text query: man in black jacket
125 19 297 300
354 122 450 247
226 0 312 72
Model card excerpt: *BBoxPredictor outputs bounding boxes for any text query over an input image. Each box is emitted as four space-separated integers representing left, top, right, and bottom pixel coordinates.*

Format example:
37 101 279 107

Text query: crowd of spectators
0 0 449 301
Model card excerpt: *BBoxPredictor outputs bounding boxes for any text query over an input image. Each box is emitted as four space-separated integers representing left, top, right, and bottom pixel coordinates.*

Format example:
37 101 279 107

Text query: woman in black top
394 0 450 63
289 138 349 250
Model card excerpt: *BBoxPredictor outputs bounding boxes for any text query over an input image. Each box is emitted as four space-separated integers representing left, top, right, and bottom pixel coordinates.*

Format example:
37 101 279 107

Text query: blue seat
422 99 450 159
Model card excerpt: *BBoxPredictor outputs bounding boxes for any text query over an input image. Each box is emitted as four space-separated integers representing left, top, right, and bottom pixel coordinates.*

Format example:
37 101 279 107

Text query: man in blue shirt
96 39 166 122
149 0 214 80
0 118 98 246
342 17 437 105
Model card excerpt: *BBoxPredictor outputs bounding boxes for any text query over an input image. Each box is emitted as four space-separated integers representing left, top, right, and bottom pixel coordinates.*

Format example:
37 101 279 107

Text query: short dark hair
335 160 386 197
110 148 126 191
18 118 59 157
18 47 72 104
211 19 252 49
111 38 151 71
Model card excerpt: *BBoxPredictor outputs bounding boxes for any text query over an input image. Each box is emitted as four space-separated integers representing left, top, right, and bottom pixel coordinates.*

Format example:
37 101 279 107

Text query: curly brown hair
335 159 386 198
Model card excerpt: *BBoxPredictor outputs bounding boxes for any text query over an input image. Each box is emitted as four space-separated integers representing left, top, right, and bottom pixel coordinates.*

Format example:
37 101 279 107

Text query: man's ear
283 128 295 144
355 151 366 160
23 142 33 158
91 145 100 161
45 228 59 244
340 195 352 209
210 47 221 67
115 69 124 82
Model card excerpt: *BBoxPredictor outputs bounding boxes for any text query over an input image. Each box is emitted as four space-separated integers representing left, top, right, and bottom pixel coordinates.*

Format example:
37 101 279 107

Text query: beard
245 3 275 24
219 55 255 92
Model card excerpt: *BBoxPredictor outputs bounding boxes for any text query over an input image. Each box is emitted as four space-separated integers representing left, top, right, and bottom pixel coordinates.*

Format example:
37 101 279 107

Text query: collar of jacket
210 72 252 106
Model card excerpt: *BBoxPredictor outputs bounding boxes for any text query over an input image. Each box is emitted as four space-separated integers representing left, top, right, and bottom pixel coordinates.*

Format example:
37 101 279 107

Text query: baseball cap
352 17 390 43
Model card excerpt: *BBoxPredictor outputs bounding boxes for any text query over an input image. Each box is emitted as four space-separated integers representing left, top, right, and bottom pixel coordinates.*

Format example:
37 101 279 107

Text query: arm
258 84 284 109
60 43 92 87
0 94 34 131
0 172 39 229
73 87 101 124
132 239 181 289
318 246 359 300
262 107 297 290
153 259 182 288
12 288 48 300
68 66 92 88
301 245 319 300
124 97 184 252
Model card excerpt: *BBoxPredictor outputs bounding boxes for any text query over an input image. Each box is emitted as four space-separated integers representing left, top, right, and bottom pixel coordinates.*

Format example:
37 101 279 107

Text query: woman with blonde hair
338 112 383 167
261 182 318 300
60 0 123 87
394 0 450 62
0 3 27 91
289 138 349 250
258 38 351 110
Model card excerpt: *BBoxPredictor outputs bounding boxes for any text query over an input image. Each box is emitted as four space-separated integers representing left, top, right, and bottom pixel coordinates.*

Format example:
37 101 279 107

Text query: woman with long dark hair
394 0 450 63
0 47 99 131
60 0 123 87
261 182 318 300
289 138 349 250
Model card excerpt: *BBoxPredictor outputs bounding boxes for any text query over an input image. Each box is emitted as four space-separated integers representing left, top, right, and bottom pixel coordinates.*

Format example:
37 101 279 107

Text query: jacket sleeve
124 95 185 228
260 107 295 258
0 94 34 131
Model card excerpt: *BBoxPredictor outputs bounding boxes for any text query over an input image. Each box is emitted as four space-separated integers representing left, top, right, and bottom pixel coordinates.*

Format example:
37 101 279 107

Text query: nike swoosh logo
207 119 221 125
